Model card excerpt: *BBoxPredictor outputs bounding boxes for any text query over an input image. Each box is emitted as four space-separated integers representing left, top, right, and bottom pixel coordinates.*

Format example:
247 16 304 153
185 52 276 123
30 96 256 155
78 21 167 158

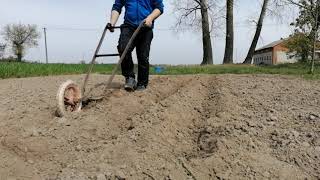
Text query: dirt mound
0 74 319 179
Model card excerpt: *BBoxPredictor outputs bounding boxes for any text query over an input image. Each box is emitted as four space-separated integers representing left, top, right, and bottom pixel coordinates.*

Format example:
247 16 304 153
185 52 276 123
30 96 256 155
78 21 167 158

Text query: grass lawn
0 61 319 79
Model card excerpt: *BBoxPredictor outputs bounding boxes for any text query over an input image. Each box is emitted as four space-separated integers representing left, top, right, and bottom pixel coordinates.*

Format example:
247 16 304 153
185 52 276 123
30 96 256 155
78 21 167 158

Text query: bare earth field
0 74 319 180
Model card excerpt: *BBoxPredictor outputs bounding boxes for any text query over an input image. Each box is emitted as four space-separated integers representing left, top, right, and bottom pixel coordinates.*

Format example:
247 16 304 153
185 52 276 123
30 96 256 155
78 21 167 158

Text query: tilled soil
0 74 319 180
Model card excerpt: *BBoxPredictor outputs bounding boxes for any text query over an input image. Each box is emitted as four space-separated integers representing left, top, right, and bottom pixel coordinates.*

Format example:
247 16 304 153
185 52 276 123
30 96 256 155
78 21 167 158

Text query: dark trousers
117 23 153 87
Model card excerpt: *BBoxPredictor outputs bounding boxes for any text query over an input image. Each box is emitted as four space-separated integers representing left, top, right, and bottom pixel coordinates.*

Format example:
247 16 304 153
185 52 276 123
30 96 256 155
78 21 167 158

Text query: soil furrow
0 74 319 179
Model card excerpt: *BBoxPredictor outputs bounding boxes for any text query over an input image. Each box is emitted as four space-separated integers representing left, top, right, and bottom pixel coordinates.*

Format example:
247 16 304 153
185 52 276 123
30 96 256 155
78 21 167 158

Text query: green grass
150 63 320 79
0 61 320 79
0 62 115 79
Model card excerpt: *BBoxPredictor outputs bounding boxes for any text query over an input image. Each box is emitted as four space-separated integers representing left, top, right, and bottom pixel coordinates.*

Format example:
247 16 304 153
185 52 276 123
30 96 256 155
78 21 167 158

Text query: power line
43 22 290 32
46 27 101 32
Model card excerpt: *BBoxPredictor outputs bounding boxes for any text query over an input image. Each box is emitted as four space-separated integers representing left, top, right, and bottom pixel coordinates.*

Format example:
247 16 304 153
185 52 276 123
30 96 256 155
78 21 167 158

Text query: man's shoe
136 85 146 91
124 77 136 91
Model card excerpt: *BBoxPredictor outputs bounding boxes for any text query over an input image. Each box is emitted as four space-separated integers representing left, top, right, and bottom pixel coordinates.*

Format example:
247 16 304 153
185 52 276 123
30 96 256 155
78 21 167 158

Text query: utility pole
312 0 320 74
43 27 48 64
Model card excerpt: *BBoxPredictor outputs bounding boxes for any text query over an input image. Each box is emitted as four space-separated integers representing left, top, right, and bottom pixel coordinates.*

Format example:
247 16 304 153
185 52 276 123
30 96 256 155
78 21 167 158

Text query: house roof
255 39 285 51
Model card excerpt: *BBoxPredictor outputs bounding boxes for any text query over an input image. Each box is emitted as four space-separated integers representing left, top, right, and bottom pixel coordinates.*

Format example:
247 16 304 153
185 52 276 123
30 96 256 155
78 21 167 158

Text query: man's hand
109 10 120 32
144 9 162 27
107 23 115 32
144 16 153 27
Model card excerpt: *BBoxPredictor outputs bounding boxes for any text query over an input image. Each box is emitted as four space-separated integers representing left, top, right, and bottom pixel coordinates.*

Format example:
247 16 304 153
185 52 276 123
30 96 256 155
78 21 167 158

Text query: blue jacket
112 0 164 27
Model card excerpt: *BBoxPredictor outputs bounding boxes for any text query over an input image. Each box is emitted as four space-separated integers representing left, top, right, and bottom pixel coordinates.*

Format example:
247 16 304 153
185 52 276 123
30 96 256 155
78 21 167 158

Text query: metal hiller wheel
55 22 145 118
56 80 82 117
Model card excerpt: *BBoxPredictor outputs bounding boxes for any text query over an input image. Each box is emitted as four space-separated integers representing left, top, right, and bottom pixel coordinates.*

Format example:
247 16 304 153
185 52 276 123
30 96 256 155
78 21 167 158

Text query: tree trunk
311 0 320 73
243 0 269 64
223 0 234 64
200 0 213 65
15 44 23 62
17 53 22 62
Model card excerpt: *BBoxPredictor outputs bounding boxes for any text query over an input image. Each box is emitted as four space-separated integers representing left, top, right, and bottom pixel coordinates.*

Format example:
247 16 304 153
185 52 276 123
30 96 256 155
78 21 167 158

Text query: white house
252 39 298 65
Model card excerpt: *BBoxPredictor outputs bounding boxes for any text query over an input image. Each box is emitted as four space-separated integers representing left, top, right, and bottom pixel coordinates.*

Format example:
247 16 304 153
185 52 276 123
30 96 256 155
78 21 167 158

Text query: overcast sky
0 0 297 64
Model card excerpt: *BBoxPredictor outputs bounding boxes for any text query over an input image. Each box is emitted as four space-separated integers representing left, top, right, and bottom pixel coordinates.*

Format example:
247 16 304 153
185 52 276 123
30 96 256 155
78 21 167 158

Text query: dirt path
0 74 319 179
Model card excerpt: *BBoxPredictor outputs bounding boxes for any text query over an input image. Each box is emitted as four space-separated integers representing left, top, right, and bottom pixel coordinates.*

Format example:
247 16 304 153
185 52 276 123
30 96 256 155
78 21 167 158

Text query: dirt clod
269 115 278 122
309 114 317 120
96 174 106 180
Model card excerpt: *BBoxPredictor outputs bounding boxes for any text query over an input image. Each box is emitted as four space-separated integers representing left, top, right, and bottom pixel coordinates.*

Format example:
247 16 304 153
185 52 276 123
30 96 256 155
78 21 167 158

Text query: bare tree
223 0 234 64
1 24 40 62
243 0 270 64
173 0 224 65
